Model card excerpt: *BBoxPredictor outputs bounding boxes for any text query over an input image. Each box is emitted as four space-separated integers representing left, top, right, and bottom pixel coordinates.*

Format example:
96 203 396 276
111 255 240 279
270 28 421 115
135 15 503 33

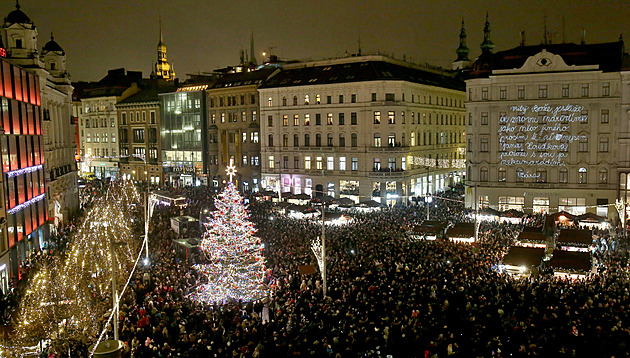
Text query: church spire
455 18 470 61
480 12 495 54
154 16 174 81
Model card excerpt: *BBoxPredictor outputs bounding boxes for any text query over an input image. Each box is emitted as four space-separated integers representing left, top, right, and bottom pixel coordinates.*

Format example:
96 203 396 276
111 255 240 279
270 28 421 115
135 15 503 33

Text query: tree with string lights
190 160 268 303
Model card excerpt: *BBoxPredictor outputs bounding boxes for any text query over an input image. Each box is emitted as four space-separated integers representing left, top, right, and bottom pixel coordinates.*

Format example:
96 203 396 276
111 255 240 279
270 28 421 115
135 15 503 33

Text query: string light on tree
190 181 268 303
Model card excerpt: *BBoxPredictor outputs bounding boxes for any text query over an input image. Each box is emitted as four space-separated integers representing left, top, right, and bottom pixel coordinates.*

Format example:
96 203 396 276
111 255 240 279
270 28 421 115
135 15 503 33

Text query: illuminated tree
191 182 268 303
5 179 142 355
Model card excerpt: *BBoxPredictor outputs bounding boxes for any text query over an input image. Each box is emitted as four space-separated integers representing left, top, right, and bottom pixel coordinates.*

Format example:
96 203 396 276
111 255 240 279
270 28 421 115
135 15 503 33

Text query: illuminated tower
154 18 175 81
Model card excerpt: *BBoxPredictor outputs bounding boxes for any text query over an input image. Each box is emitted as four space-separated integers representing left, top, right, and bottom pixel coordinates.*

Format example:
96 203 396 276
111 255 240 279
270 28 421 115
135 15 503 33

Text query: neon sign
498 104 588 167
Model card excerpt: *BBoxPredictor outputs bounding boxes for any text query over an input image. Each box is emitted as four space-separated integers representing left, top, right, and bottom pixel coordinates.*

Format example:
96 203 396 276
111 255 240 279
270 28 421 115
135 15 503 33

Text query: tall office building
258 55 466 205
0 56 47 290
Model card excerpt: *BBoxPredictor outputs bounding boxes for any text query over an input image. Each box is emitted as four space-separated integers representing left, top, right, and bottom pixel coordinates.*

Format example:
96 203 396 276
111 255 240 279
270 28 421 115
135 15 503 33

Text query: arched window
339 134 345 147
304 95 310 105
282 97 287 106
480 167 489 182
578 167 587 184
536 168 547 183
316 94 321 104
351 133 357 147
410 132 416 146
304 134 310 147
315 133 322 147
498 167 506 182
282 134 288 147
293 134 299 147
559 168 568 183
293 96 298 106
268 134 274 147
327 133 333 147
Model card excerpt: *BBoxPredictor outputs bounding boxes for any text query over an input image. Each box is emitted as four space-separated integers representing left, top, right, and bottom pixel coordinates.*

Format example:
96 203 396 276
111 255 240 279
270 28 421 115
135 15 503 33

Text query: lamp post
321 203 327 298
425 194 433 220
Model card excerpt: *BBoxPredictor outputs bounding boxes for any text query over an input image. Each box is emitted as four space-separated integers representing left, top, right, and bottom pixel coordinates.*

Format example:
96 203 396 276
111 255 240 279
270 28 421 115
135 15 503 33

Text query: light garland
311 237 324 274
7 193 45 214
190 182 269 304
6 164 43 178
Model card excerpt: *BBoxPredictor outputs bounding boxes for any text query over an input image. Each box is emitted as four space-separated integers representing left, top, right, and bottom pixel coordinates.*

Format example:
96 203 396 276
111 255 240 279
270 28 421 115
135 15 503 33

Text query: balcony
368 168 406 178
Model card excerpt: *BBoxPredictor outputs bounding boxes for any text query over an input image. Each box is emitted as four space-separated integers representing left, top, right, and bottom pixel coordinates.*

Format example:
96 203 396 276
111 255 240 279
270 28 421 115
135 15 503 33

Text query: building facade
77 69 141 179
465 40 629 217
0 57 48 290
258 55 466 205
1 3 78 226
117 84 175 184
160 85 208 186
206 68 277 191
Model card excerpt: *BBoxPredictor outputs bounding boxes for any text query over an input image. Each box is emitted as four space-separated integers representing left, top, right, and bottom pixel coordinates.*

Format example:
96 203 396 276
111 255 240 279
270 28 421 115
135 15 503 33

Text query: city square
0 0 628 357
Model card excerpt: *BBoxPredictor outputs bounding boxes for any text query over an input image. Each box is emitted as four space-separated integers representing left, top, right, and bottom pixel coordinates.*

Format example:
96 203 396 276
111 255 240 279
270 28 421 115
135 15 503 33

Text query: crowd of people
28 183 630 357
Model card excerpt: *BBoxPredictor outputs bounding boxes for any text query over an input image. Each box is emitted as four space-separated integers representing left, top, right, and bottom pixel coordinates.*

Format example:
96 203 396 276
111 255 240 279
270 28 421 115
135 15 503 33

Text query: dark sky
3 0 629 81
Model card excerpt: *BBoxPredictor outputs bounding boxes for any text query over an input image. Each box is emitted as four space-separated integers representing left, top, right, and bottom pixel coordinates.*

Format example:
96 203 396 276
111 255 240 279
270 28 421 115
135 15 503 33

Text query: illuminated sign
498 104 587 168
0 48 5 57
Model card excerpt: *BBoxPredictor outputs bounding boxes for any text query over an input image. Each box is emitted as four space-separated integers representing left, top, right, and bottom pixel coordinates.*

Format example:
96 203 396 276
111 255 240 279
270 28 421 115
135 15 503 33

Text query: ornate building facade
1 2 78 226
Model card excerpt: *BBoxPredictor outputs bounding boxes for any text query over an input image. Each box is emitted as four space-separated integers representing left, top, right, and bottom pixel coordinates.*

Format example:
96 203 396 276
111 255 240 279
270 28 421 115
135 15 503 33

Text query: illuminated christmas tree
191 180 268 303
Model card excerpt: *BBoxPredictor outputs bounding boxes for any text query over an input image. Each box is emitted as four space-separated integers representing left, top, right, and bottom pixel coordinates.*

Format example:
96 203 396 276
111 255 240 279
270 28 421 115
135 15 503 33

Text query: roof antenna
520 31 526 46
357 35 362 56
580 27 586 45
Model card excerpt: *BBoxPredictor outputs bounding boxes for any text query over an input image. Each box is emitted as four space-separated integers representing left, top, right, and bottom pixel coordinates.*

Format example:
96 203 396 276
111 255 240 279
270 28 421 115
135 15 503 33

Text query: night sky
2 0 629 81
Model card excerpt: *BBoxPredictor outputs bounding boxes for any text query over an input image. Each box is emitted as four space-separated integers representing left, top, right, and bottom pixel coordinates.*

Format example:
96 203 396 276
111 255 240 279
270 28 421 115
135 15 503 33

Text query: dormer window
50 62 56 70
15 38 23 48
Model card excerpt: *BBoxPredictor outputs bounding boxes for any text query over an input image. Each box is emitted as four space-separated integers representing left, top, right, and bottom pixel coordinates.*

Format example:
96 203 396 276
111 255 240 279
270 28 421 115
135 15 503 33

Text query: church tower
154 18 175 81
480 12 495 54
452 18 471 70
1 0 41 67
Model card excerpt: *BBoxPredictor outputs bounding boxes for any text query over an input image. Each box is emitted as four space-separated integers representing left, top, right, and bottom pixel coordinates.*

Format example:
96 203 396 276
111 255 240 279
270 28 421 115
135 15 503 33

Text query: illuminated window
252 110 257 122
388 111 395 124
221 113 226 123
374 134 381 147
293 114 299 126
282 115 288 126
352 157 358 171
316 94 321 104
251 131 259 143
578 167 587 184
536 169 547 183
305 156 311 169
373 158 381 170
327 157 334 170
304 95 310 105
304 114 310 126
268 155 275 169
316 157 323 170
373 111 381 124
241 111 247 122
410 132 416 146
327 113 333 125
268 97 272 107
